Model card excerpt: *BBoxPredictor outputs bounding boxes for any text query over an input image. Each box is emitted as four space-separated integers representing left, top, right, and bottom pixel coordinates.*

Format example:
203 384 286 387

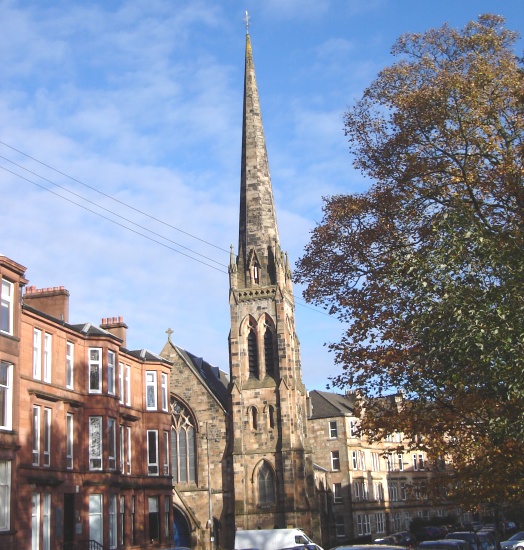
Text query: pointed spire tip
244 10 250 35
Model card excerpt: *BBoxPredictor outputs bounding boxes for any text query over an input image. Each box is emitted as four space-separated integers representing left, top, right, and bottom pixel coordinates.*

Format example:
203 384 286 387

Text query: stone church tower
228 29 318 533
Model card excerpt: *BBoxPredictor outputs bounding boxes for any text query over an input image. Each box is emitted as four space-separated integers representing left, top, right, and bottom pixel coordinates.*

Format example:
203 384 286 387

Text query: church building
159 27 319 550
158 27 451 550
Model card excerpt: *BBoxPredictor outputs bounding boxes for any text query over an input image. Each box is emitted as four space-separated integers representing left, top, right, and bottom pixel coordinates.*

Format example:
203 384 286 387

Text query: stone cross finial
244 11 250 34
166 328 174 342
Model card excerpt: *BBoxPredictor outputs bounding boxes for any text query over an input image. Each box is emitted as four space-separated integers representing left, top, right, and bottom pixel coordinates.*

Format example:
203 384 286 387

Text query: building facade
308 390 455 549
0 255 174 550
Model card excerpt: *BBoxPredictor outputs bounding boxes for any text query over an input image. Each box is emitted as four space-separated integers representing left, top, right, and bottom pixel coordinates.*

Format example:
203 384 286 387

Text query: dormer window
253 264 260 284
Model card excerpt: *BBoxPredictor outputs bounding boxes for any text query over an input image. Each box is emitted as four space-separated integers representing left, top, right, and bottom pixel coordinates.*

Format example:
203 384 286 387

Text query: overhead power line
0 155 226 270
0 140 335 318
0 139 231 254
0 164 228 274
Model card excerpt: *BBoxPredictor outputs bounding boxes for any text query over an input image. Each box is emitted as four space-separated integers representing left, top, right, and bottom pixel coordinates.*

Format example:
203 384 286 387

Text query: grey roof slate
177 348 229 408
309 390 357 419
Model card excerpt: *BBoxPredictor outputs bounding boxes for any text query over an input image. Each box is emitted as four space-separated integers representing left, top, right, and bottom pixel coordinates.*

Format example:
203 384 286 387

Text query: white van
234 528 323 550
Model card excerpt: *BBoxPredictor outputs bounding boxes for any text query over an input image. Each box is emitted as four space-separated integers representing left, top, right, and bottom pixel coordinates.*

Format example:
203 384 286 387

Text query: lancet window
264 327 275 377
247 329 258 378
267 405 275 429
249 406 258 431
170 397 196 484
257 461 275 505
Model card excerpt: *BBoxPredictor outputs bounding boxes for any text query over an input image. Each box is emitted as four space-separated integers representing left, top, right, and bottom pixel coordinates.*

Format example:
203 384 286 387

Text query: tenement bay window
66 342 74 389
161 373 168 411
120 425 125 473
89 416 103 470
108 418 116 470
125 365 131 406
43 407 51 467
89 349 102 393
146 371 157 410
0 361 13 430
163 431 169 475
43 333 52 383
0 279 13 335
119 363 124 404
32 406 40 465
0 460 11 531
126 427 132 474
33 329 42 380
107 351 115 395
148 497 160 542
109 495 117 550
147 430 159 475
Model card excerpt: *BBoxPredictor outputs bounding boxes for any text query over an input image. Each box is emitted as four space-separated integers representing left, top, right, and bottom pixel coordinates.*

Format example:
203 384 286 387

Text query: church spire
238 29 280 266
227 22 318 534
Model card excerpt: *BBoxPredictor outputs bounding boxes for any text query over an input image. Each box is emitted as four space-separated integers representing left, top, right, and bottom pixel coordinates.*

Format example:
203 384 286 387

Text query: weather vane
244 10 250 34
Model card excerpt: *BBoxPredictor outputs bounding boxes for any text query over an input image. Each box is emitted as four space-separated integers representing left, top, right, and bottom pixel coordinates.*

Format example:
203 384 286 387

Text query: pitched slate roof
177 347 229 409
126 348 172 364
309 390 357 419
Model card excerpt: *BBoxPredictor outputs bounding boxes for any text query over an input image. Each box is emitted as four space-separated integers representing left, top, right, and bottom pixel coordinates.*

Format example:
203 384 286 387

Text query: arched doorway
173 507 191 548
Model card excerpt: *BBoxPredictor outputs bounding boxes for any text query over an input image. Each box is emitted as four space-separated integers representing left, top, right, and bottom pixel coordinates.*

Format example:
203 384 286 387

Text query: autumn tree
295 15 524 508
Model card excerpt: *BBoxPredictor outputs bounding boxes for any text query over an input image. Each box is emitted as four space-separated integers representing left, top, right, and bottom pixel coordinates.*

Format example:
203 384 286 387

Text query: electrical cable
0 155 226 268
0 139 231 254
0 164 228 274
0 142 335 318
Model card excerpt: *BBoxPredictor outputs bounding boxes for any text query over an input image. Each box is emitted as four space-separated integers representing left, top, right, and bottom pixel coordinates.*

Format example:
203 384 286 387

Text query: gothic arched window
257 462 275 505
171 397 196 484
248 329 258 378
264 327 275 377
267 405 275 429
250 406 258 431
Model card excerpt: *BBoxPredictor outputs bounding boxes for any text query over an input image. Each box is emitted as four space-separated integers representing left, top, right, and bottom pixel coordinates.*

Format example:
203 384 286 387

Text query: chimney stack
100 316 128 348
24 286 70 322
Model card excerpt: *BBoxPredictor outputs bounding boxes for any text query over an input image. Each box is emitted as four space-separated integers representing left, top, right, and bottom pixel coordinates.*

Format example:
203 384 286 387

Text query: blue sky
1 0 522 390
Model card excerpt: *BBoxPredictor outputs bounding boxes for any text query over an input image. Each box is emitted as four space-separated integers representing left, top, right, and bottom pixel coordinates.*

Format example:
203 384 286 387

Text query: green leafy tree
295 15 524 507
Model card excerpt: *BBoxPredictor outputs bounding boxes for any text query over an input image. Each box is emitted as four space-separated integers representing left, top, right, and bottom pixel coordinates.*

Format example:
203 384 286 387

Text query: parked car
477 532 497 550
479 528 501 550
375 537 398 546
375 532 417 549
416 527 445 542
505 524 520 537
419 540 472 550
446 532 483 550
501 532 524 550
392 532 418 548
330 546 405 550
